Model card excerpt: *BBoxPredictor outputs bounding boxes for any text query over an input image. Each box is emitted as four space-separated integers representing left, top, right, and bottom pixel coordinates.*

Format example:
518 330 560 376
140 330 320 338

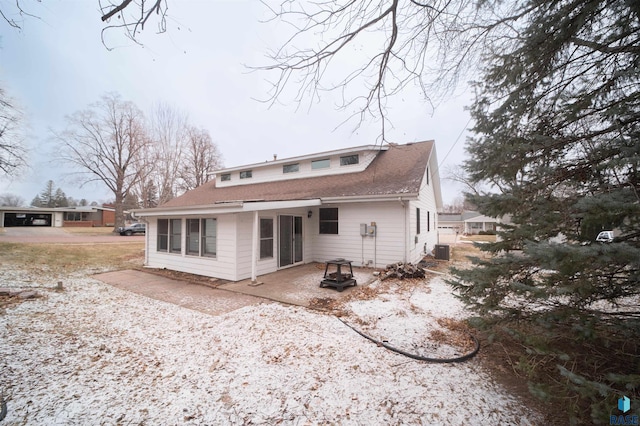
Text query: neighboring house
0 206 116 228
134 141 443 282
438 211 497 235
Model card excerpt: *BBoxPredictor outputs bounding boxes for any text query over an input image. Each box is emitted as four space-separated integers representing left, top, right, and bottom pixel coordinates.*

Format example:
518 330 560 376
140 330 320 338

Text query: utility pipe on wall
251 211 259 283
399 198 407 263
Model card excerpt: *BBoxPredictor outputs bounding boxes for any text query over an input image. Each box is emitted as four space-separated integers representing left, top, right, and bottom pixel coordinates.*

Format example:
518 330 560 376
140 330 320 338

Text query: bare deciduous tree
99 0 168 48
257 0 514 140
179 126 223 192
0 1 39 30
0 193 25 206
57 93 152 230
147 102 188 205
0 86 27 176
444 164 484 197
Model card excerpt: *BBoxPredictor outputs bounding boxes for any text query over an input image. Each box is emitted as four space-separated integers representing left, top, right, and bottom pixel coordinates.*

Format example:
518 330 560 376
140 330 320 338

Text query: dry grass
450 244 484 264
62 227 119 235
460 234 496 243
0 242 145 275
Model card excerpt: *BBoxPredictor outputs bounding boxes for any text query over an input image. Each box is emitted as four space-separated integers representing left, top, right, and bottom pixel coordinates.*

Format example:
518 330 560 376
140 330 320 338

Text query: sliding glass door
279 215 303 267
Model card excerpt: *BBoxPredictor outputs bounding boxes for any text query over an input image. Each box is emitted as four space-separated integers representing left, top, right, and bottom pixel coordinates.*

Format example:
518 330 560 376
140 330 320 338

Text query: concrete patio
220 262 378 306
95 262 379 315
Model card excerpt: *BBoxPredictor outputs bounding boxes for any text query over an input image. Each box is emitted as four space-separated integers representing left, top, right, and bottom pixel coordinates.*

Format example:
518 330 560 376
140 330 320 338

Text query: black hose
336 317 480 363
0 396 7 422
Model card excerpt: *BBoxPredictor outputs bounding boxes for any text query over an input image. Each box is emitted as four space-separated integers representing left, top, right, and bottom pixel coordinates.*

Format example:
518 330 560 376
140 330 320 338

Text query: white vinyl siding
310 202 405 268
216 150 379 187
409 165 439 263
146 216 237 281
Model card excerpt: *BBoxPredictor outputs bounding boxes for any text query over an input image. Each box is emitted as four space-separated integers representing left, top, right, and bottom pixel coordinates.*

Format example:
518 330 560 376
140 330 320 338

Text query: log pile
380 262 426 281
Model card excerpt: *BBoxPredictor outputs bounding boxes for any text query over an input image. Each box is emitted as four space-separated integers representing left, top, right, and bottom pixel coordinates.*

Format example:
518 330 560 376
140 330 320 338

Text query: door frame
278 214 303 268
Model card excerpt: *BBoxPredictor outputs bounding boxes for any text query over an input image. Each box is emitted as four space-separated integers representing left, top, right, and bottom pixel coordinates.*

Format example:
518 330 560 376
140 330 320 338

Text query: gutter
321 193 419 203
132 202 244 217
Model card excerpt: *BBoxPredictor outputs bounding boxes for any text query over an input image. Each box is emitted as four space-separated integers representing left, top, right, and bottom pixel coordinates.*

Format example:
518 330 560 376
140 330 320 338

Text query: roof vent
273 154 277 161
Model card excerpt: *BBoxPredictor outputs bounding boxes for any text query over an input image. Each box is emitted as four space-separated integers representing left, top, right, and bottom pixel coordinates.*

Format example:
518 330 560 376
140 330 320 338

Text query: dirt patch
0 290 43 312
471 329 563 425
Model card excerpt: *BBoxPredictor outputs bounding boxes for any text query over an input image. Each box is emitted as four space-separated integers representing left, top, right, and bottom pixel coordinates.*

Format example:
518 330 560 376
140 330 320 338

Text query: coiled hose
337 317 480 363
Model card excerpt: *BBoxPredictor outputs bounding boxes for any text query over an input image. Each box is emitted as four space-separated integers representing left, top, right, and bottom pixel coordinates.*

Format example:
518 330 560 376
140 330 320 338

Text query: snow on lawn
1 268 541 425
342 279 474 360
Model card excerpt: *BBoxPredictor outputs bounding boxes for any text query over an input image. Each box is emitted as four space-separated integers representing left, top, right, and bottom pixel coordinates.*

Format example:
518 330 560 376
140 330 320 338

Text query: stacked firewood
380 262 426 281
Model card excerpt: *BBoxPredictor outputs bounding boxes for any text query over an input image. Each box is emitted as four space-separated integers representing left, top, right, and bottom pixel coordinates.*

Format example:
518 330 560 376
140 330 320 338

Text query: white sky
0 0 471 205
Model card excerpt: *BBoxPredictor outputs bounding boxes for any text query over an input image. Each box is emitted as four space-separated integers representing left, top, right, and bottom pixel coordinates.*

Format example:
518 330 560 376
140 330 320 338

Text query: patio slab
94 264 379 315
219 262 378 307
94 270 264 316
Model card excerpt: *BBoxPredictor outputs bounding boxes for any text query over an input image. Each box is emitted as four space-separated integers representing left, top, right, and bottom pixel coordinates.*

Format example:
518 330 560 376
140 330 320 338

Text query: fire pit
320 259 357 292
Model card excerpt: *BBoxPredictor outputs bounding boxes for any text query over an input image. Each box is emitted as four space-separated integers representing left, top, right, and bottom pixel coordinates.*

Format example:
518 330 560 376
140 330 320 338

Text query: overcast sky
0 0 471 206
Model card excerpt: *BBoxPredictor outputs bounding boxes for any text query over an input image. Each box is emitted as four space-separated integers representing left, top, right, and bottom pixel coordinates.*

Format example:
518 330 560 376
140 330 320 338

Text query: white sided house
135 141 443 282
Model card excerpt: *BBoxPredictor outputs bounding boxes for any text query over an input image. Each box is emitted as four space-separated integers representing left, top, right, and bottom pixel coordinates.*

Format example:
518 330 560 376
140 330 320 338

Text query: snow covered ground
0 266 541 425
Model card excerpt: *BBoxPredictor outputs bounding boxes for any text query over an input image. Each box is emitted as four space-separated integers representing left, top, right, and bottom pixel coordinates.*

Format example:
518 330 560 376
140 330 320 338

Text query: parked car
595 230 614 243
118 223 146 236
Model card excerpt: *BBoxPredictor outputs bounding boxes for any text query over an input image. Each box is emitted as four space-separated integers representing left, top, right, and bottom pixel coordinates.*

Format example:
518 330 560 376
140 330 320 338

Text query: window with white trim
157 219 168 251
201 218 217 257
187 219 200 255
311 159 330 169
260 218 274 259
340 154 359 166
170 219 182 253
319 208 338 234
283 163 299 173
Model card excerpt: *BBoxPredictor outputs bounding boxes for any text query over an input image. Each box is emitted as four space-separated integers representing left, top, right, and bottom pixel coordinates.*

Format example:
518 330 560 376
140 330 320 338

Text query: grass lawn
459 234 496 243
0 241 144 274
62 226 120 236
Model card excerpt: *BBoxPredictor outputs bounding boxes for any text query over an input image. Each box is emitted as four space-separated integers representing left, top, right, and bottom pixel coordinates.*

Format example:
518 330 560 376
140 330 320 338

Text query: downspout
399 198 407 263
251 211 259 284
374 229 377 269
131 211 149 266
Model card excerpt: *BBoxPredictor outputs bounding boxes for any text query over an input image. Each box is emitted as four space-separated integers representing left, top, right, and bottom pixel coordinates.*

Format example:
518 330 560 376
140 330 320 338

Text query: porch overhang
132 199 323 218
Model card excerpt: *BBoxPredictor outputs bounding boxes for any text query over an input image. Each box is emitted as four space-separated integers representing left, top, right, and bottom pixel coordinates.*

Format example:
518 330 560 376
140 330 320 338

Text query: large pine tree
452 0 639 421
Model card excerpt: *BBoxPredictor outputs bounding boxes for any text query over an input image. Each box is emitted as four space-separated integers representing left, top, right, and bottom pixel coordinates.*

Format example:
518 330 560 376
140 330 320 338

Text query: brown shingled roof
160 141 434 208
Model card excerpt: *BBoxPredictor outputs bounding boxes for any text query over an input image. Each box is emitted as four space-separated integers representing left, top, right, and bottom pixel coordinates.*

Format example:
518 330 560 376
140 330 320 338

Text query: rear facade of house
135 141 443 281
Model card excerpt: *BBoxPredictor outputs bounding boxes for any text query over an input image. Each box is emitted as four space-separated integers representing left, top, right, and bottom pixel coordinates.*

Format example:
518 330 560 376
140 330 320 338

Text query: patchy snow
0 267 541 425
341 279 474 359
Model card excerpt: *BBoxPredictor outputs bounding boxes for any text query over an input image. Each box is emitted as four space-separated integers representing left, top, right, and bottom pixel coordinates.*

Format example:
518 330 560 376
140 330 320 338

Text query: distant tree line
1 88 223 231
0 182 98 208
27 180 95 208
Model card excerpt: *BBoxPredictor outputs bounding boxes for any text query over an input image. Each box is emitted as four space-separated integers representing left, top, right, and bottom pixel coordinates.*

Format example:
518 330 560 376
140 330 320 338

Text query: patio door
279 215 303 268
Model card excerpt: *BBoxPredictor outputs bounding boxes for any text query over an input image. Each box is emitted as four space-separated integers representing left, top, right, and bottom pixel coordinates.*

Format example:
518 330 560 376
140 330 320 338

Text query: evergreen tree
143 180 159 208
38 180 56 207
451 0 640 422
30 195 42 207
122 192 139 211
53 188 68 207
